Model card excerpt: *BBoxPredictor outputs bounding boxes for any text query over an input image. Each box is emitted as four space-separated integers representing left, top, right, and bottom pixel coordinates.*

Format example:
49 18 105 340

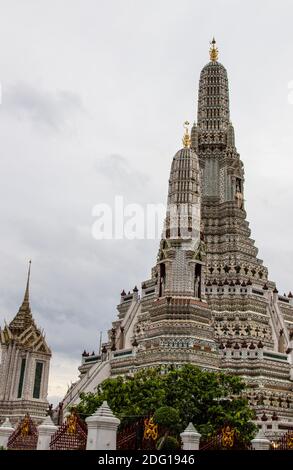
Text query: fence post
180 422 201 450
251 428 271 450
37 416 58 450
0 418 14 448
86 401 120 450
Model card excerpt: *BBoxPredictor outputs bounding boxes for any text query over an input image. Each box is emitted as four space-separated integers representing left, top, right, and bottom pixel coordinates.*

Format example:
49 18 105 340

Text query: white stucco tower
0 262 51 425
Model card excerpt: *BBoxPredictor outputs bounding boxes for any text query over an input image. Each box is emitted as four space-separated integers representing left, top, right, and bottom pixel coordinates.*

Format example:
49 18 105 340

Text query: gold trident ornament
143 416 158 441
286 433 293 449
20 415 30 436
209 37 218 62
221 425 235 448
182 121 191 148
67 411 78 434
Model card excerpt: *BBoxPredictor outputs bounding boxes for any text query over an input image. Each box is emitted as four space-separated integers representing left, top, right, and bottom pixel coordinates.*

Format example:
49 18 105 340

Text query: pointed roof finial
23 260 31 304
182 121 191 148
209 37 218 62
8 260 33 332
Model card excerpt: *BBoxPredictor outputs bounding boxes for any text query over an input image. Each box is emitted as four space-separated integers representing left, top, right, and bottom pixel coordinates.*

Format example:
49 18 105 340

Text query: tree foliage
153 406 180 432
156 435 180 451
76 364 257 443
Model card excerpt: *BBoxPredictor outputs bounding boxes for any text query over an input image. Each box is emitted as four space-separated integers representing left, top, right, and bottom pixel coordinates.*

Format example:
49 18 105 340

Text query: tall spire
163 129 201 248
196 40 230 134
23 260 31 304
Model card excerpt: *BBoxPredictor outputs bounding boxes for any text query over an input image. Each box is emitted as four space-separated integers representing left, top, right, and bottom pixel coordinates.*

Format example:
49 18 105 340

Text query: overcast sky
0 0 293 405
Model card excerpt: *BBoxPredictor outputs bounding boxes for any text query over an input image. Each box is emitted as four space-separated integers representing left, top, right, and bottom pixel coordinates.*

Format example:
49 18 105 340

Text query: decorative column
37 416 58 450
86 401 120 450
251 428 271 450
0 418 14 448
180 422 201 450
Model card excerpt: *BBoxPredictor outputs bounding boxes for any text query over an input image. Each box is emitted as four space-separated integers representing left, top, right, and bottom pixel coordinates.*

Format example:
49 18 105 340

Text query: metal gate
7 414 38 450
271 430 293 450
200 426 252 450
117 416 158 450
50 410 87 450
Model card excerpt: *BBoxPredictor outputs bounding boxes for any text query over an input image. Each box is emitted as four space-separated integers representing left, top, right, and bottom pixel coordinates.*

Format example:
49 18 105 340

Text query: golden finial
209 37 218 62
182 121 191 148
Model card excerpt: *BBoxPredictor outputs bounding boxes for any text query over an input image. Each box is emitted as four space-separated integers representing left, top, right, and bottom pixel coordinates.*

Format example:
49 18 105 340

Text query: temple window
33 361 43 399
17 358 26 398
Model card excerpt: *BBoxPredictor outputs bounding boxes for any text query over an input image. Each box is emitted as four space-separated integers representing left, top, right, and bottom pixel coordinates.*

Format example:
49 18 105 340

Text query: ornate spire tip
23 260 32 303
209 37 218 62
182 121 191 148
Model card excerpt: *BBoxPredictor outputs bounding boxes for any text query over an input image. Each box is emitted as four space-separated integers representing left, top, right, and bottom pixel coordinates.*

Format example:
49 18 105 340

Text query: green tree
154 406 181 450
76 364 257 443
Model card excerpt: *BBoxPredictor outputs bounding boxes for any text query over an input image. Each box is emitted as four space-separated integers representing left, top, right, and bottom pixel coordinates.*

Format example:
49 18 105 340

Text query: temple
0 262 51 424
62 40 293 435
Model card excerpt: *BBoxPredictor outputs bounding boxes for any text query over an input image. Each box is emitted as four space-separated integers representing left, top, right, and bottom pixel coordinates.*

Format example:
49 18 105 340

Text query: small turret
191 122 199 151
227 122 235 147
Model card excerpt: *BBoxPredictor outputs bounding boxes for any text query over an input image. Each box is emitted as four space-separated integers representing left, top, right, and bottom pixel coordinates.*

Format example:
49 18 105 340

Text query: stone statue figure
160 275 165 296
194 276 200 298
194 264 202 299
235 179 244 209
235 189 244 209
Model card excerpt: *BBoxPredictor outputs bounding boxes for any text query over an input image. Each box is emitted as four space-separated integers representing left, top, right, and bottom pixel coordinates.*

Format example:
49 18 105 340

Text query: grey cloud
0 205 158 358
4 82 85 131
95 154 151 198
